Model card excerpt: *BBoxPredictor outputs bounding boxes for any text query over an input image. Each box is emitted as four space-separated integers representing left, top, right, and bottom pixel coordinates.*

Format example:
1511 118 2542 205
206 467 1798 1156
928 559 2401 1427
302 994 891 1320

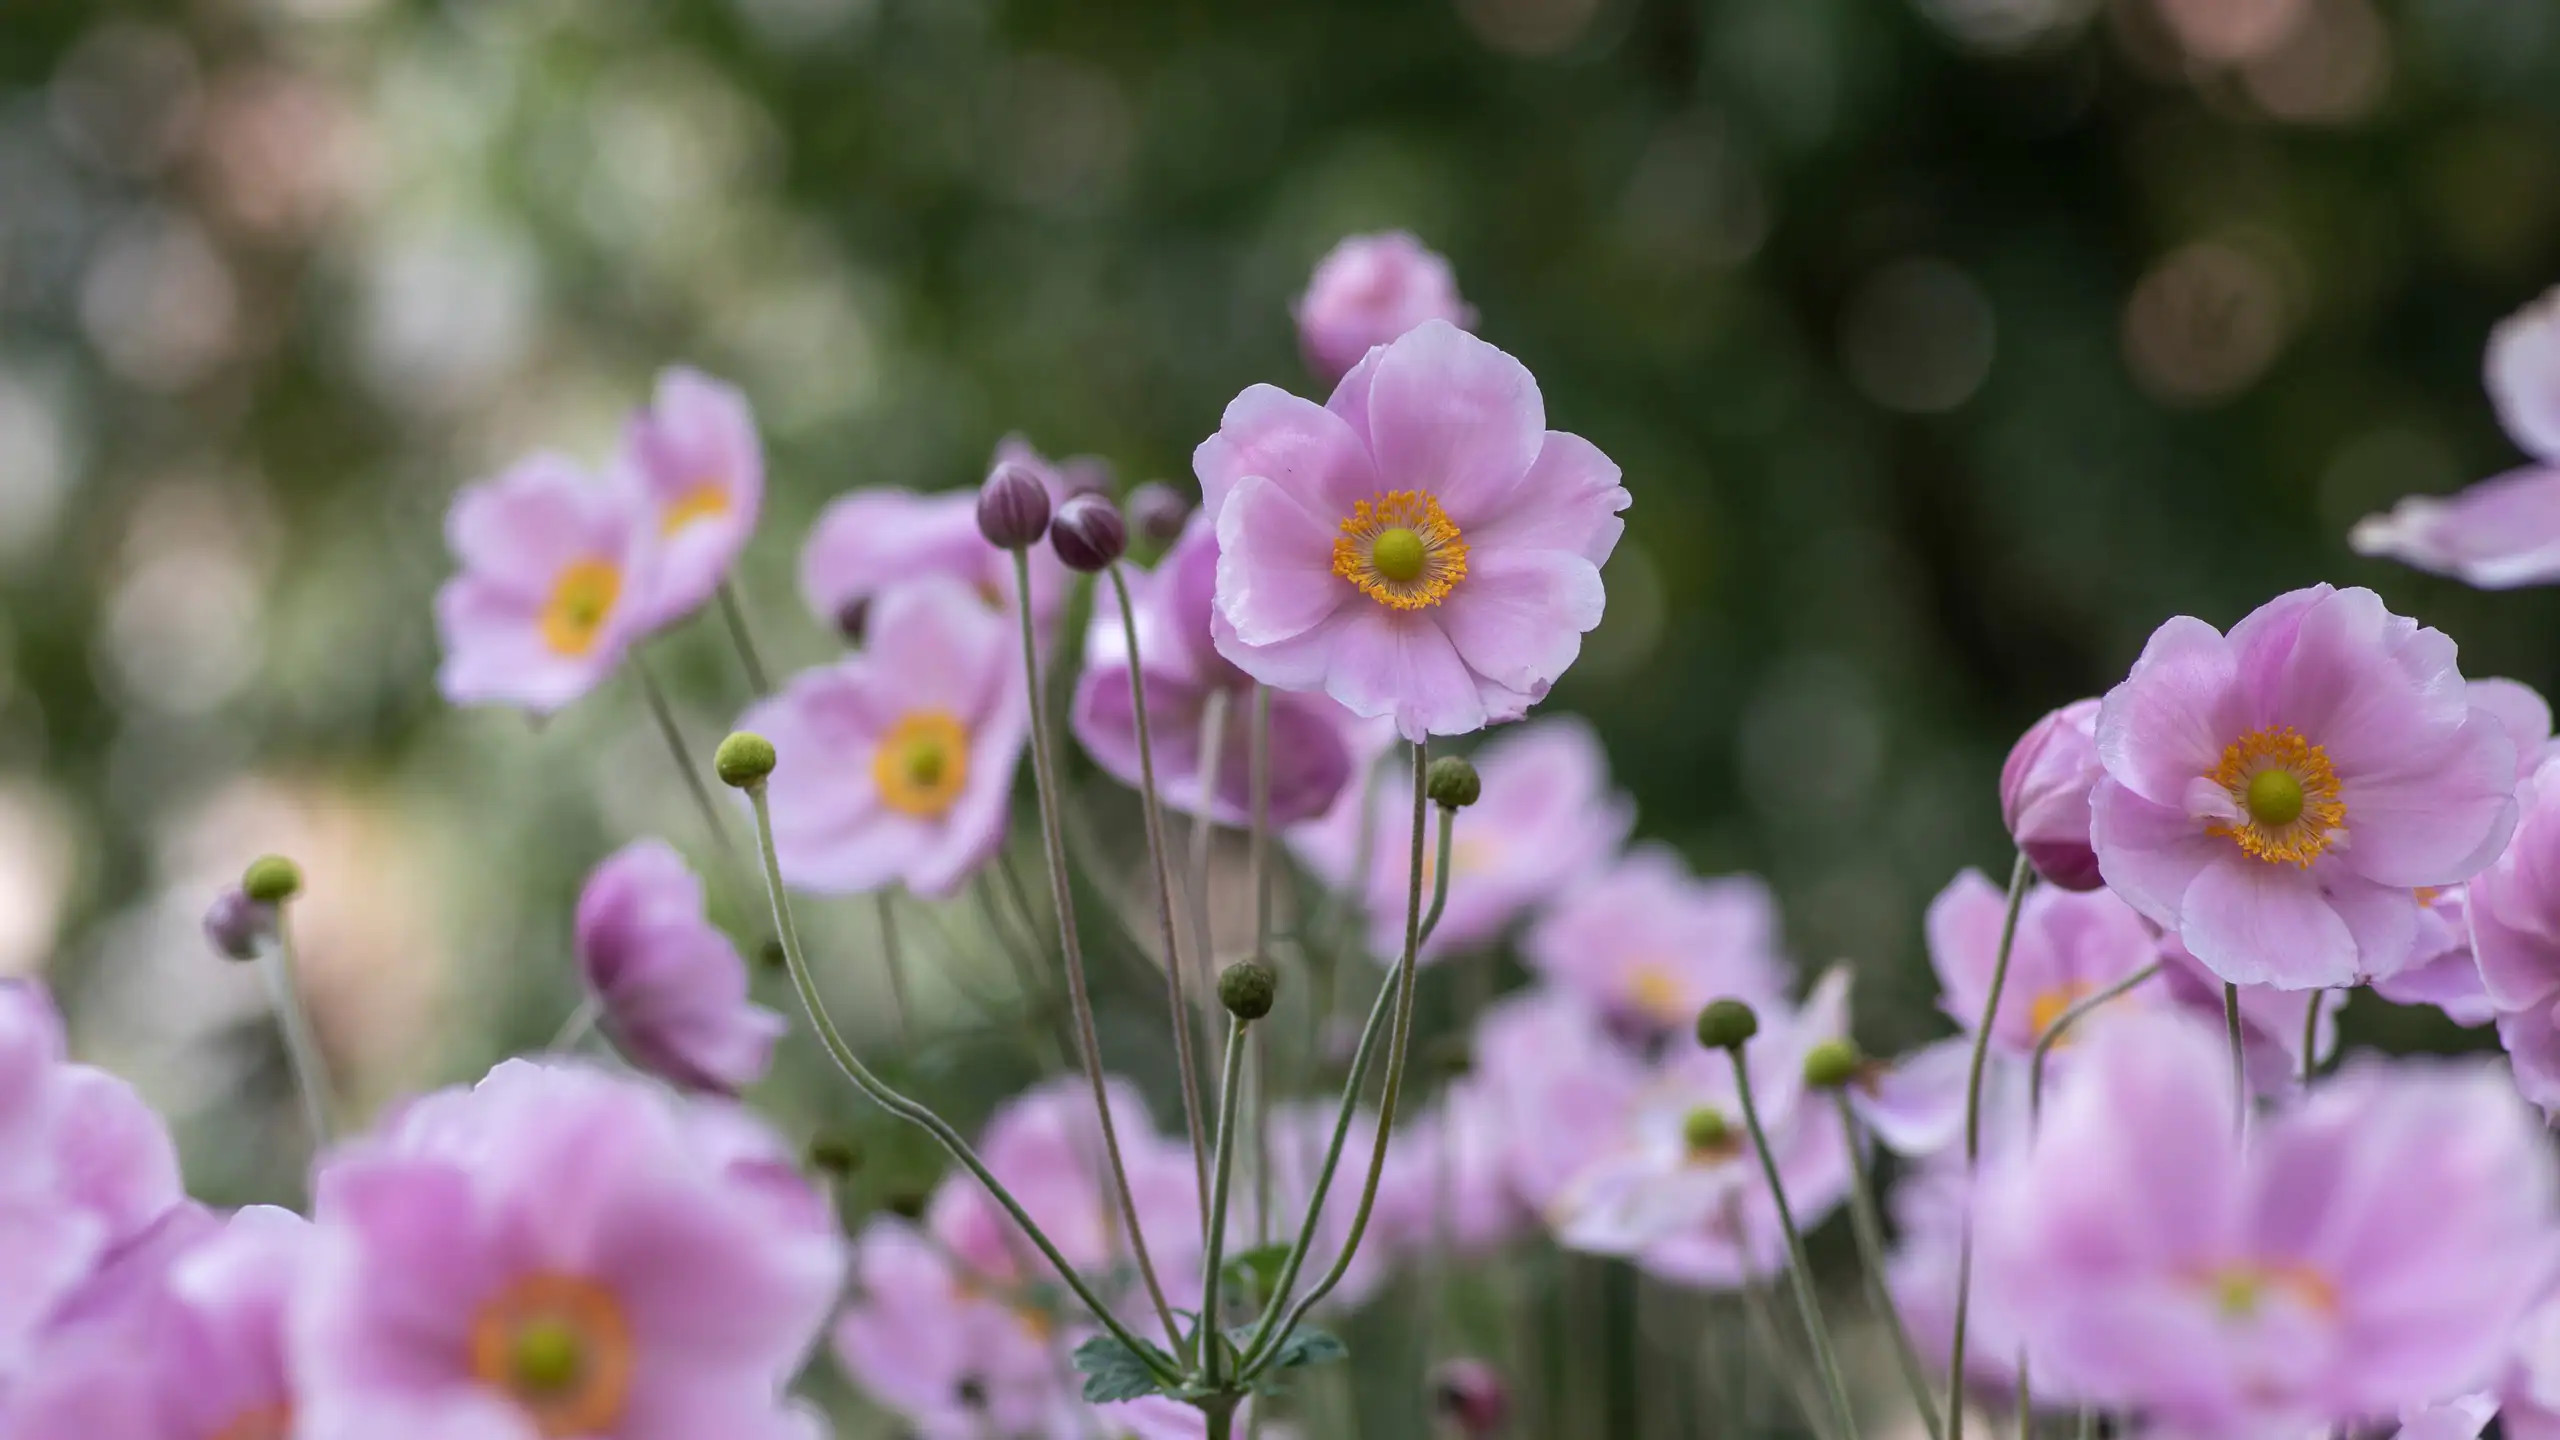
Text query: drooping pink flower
617 367 763 626
1071 513 1359 827
1521 844 1790 1037
2489 287 2560 463
1972 1011 2558 1437
1294 233 1476 386
573 840 784 1096
1199 320 1629 741
435 453 659 715
741 579 1028 899
2089 584 2519 989
293 1059 843 1440
799 441 1075 642
2464 755 2560 1113
2001 698 2106 890
1925 867 2161 1057
1291 716 1631 961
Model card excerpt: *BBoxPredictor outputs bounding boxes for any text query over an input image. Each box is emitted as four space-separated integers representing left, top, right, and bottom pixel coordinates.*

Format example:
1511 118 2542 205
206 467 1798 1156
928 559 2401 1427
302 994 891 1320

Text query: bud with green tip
715 731 777 789
1425 755 1481 811
1218 960 1277 1022
1682 1105 1734 1156
1695 997 1760 1052
1802 1038 1862 1090
241 855 302 905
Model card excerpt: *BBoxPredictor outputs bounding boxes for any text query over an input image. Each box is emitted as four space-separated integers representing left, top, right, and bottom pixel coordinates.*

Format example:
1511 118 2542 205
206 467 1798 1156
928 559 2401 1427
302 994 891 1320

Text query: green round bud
1694 997 1760 1052
1218 960 1277 1022
806 1136 863 1176
240 855 302 905
1425 755 1482 811
715 731 778 789
1802 1038 1862 1090
1682 1105 1733 1156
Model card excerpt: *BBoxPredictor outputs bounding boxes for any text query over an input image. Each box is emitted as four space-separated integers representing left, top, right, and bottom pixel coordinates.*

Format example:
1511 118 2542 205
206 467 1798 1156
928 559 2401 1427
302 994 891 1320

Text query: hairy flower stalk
1008 549 1186 1349
730 744 1180 1388
1830 1087 1940 1440
2028 961 2163 1122
632 651 739 863
1947 851 2031 1440
2224 983 2247 1137
873 892 912 1044
1200 1011 1252 1385
714 579 771 698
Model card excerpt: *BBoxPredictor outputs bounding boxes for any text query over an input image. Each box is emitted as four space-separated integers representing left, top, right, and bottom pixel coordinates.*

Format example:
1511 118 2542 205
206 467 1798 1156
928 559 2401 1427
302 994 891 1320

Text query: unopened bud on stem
715 732 777 789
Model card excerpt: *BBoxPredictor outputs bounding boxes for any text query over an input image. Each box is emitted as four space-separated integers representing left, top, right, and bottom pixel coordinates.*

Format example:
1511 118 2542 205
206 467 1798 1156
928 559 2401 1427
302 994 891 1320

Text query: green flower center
1370 526 1427 583
511 1319 584 1394
2245 768 2305 828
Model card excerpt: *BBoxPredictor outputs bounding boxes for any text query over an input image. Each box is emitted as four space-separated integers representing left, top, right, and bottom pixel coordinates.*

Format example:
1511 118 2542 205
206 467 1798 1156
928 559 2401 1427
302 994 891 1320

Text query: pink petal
1437 548 1603 695
866 580 1015 723
1363 321 1545 522
2335 714 2519 889
2089 780 2221 930
1214 475 1352 648
1466 430 1630 566
1325 607 1487 742
2176 856 2360 989
2489 286 2560 463
2097 616 2241 808
1192 384 1379 522
2351 466 2560 589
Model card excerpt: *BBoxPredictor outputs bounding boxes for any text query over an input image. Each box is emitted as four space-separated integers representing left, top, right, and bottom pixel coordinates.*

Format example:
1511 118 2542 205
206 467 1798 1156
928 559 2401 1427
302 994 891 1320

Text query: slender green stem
1419 806 1456 947
2029 962 2162 1124
1106 565 1213 1219
2223 982 2247 1137
634 654 738 861
1008 550 1184 1349
874 892 912 1044
1239 742 1432 1380
1246 687 1276 1254
257 912 335 1147
1835 1093 1940 1440
2299 989 2323 1088
2014 1358 2031 1439
1948 851 2032 1440
741 783 1178 1384
1729 1194 1837 1440
715 579 772 699
1200 1015 1251 1385
1730 1052 1859 1440
546 993 602 1053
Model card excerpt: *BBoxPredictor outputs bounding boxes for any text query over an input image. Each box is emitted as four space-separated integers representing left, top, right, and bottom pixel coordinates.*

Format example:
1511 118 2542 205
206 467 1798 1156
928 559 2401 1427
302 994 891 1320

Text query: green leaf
1226 1321 1348 1391
1071 1333 1178 1403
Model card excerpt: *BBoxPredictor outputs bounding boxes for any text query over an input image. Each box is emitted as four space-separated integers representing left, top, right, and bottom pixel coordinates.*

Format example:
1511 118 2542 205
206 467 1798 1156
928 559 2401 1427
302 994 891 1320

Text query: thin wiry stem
741 782 1178 1384
1105 566 1211 1220
1948 851 2031 1440
257 911 336 1148
2223 982 2248 1138
1009 549 1184 1349
715 579 772 699
546 993 603 1053
1730 1051 1859 1440
2029 962 2163 1123
1419 806 1455 945
1835 1092 1941 1440
874 892 912 1044
2299 989 2323 1088
634 654 738 862
1200 1015 1251 1384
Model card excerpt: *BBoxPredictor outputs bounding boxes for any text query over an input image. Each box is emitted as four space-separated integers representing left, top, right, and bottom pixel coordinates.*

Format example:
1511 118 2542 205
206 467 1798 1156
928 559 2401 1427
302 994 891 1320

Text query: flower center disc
2206 726 2345 867
468 1274 632 1437
2205 1261 2338 1321
1333 490 1468 610
541 559 623 657
874 710 972 818
660 479 731 536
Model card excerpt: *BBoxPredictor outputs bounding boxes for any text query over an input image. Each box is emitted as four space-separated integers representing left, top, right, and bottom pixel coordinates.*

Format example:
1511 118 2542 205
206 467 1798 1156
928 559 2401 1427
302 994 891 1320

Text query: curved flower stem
2222 982 2247 1138
741 781 1181 1386
633 653 739 863
1238 743 1433 1381
1947 850 2031 1440
257 910 336 1148
1104 566 1212 1219
1008 551 1185 1350
1834 1093 1940 1440
874 892 913 1044
1730 1051 1859 1440
2299 989 2323 1088
1419 806 1455 944
2029 962 2163 1124
1200 1015 1251 1385
715 579 772 699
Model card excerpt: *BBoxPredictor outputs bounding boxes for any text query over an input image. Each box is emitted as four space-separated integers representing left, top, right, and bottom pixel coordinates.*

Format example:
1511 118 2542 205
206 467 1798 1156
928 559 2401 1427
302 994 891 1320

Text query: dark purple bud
833 595 871 645
1431 1358 1510 1436
202 886 274 962
1126 481 1191 544
975 463 1052 550
1048 492 1127 573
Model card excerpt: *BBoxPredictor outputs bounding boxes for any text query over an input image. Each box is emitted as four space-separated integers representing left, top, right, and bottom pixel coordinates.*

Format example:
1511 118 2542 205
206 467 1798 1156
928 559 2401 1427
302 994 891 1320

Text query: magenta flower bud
2001 698 2106 891
832 596 870 645
1047 492 1127 573
202 886 274 962
1126 480 1190 544
1295 232 1477 385
974 463 1052 550
1430 1357 1511 1436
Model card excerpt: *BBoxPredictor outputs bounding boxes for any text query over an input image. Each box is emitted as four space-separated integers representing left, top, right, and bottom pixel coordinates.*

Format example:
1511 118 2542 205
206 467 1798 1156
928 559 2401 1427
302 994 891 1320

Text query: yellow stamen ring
540 559 623 658
2205 726 2346 867
660 479 732 536
874 710 972 819
468 1273 633 1437
1332 490 1467 610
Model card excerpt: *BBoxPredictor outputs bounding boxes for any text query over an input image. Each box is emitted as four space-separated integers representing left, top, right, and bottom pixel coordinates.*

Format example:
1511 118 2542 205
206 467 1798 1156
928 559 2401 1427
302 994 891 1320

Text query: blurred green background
5 0 2559 1269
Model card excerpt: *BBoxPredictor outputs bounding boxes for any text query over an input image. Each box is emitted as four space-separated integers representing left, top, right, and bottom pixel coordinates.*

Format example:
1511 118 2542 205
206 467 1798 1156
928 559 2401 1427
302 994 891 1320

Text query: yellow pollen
211 1405 293 1440
874 711 972 818
659 480 731 536
2206 726 2345 867
2029 983 2091 1045
1628 965 1689 1023
468 1274 632 1437
2204 1261 2338 1320
1333 490 1468 610
539 559 623 657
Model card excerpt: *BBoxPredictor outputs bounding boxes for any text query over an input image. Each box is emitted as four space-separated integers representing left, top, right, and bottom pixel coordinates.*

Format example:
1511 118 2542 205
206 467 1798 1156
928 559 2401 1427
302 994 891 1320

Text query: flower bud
1126 481 1191 545
1296 232 1475 385
1048 492 1127 573
1219 960 1277 1022
1682 1105 1734 1156
715 732 777 789
832 596 871 645
975 463 1052 550
202 887 273 962
1803 1038 1862 1090
1425 755 1482 810
2001 698 2106 891
1695 997 1759 1052
1429 1358 1510 1437
241 855 302 905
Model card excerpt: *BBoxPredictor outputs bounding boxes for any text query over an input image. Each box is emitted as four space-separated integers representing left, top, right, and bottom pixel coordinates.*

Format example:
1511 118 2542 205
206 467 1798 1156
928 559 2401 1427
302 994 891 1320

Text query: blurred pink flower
1371 1078 1530 1261
799 441 1073 642
2001 698 2106 890
2369 884 2494 1027
434 453 658 714
740 579 1028 899
1973 1012 2556 1436
2090 584 2518 989
574 840 784 1096
1521 844 1790 1036
2465 755 2560 1114
1291 716 1631 961
2490 287 2560 463
1198 320 1628 740
1294 232 1476 385
1071 513 1359 827
617 367 763 626
1925 867 2160 1057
